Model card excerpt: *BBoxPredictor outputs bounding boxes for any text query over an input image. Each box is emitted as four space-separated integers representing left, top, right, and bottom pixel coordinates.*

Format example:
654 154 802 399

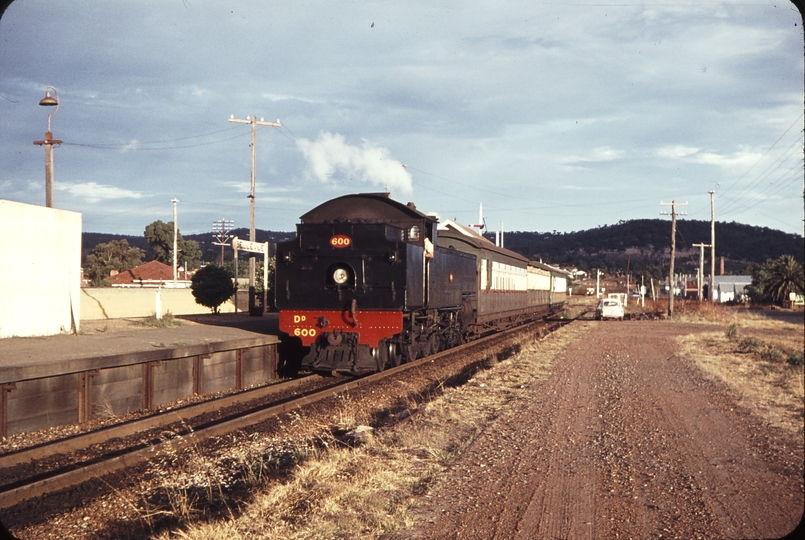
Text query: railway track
0 318 566 511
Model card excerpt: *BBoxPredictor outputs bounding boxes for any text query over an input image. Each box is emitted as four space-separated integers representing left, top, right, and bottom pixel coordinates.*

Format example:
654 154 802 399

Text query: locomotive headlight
333 267 349 285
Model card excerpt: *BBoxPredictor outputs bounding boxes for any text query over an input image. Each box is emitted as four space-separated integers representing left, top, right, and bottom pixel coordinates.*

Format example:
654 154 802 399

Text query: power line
63 129 253 151
716 133 804 218
718 112 804 196
61 124 247 149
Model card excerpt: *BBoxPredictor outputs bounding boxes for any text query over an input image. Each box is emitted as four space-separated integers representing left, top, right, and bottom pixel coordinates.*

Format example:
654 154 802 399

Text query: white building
0 200 81 337
711 275 753 303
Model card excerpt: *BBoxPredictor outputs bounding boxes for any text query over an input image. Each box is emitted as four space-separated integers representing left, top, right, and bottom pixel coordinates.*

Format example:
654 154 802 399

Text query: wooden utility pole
693 242 711 301
228 114 281 314
596 269 601 298
661 200 688 318
171 198 179 287
709 190 716 301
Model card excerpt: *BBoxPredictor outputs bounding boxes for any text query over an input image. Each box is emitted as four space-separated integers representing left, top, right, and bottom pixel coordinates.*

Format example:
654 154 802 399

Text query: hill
83 220 802 277
493 219 803 276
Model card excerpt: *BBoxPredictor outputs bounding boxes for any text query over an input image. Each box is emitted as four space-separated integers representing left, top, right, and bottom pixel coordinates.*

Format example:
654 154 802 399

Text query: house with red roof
108 260 192 288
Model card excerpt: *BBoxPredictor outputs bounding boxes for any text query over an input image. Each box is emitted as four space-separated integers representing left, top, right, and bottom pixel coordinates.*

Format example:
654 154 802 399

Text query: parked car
596 297 624 320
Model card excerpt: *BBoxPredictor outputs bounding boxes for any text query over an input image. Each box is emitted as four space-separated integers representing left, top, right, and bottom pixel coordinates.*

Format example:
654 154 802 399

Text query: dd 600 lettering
330 235 352 248
294 328 317 338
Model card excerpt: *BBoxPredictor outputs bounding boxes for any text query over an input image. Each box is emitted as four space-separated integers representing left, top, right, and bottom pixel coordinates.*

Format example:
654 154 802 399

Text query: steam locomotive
276 193 567 374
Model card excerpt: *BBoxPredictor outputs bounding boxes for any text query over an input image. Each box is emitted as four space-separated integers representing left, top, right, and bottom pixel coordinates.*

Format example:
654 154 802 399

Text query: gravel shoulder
398 320 804 539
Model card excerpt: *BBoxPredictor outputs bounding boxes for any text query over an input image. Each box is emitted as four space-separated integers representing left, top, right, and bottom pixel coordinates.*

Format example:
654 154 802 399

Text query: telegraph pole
661 200 688 318
212 219 235 266
709 190 716 301
171 199 179 287
693 242 711 301
228 114 281 314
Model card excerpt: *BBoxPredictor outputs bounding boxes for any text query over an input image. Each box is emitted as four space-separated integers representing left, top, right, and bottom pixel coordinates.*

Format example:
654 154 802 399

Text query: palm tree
763 255 804 304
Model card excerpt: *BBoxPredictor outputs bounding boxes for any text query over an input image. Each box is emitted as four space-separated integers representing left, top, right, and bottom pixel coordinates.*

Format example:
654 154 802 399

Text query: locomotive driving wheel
377 339 402 369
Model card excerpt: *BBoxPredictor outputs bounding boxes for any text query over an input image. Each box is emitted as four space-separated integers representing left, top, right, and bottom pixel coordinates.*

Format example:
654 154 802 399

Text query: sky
1 1 803 240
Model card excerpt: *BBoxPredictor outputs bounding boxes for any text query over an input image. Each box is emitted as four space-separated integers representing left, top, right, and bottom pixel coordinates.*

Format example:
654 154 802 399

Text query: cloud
121 140 140 152
296 132 413 195
226 181 268 194
562 146 625 166
56 182 144 203
655 145 701 159
690 150 762 169
656 145 762 169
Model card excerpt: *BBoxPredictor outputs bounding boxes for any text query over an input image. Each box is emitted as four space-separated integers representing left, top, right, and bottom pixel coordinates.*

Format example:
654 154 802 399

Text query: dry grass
149 322 589 539
678 315 804 435
139 311 182 328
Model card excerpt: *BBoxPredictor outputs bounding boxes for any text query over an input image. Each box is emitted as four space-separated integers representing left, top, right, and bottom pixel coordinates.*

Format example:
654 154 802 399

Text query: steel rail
0 319 552 510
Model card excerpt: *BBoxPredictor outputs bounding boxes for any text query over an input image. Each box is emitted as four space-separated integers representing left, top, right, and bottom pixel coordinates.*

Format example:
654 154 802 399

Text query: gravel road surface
399 321 803 539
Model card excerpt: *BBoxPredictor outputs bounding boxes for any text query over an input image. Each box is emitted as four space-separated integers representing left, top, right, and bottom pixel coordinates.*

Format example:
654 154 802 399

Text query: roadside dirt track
395 321 804 539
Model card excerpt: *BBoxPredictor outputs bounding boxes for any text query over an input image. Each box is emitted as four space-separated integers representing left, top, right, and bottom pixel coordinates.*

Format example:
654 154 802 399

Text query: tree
144 220 201 270
191 265 237 313
748 255 804 304
84 239 144 286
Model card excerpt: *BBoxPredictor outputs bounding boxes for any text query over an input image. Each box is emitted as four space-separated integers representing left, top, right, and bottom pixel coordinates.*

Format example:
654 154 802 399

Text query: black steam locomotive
276 193 567 374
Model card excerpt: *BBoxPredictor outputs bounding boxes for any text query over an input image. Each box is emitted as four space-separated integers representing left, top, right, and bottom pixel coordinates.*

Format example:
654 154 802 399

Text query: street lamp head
39 86 59 133
39 90 58 107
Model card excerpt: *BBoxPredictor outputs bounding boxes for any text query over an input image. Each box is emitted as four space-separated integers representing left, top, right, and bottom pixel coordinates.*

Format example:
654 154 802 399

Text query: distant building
567 268 587 280
710 275 752 303
108 260 191 288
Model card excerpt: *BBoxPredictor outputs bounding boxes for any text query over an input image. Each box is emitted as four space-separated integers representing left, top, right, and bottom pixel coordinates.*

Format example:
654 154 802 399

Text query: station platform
0 313 285 437
0 313 281 384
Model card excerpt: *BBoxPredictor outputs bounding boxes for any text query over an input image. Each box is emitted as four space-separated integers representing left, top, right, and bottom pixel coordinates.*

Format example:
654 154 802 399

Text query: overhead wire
716 133 804 218
62 124 247 150
717 112 804 196
685 114 804 224
62 122 292 151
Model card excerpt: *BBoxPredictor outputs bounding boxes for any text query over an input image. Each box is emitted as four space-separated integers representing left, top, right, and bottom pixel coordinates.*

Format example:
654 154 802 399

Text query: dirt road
402 321 803 539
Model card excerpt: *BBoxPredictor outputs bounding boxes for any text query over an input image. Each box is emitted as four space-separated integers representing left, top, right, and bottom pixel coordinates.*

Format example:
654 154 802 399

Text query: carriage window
408 225 420 241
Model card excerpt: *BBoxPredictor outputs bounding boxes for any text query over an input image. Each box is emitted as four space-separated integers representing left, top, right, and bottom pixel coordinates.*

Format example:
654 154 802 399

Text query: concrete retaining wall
81 288 236 320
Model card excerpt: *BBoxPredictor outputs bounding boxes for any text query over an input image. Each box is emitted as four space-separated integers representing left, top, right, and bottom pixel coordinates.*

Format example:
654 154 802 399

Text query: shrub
759 347 784 363
786 351 804 366
725 323 739 340
737 337 762 353
191 265 237 314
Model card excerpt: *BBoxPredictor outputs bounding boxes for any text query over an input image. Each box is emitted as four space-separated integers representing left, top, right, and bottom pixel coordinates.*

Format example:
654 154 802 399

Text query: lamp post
33 86 62 208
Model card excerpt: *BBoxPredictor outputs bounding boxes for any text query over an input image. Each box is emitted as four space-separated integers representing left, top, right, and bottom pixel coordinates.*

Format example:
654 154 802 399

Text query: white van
596 297 624 320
